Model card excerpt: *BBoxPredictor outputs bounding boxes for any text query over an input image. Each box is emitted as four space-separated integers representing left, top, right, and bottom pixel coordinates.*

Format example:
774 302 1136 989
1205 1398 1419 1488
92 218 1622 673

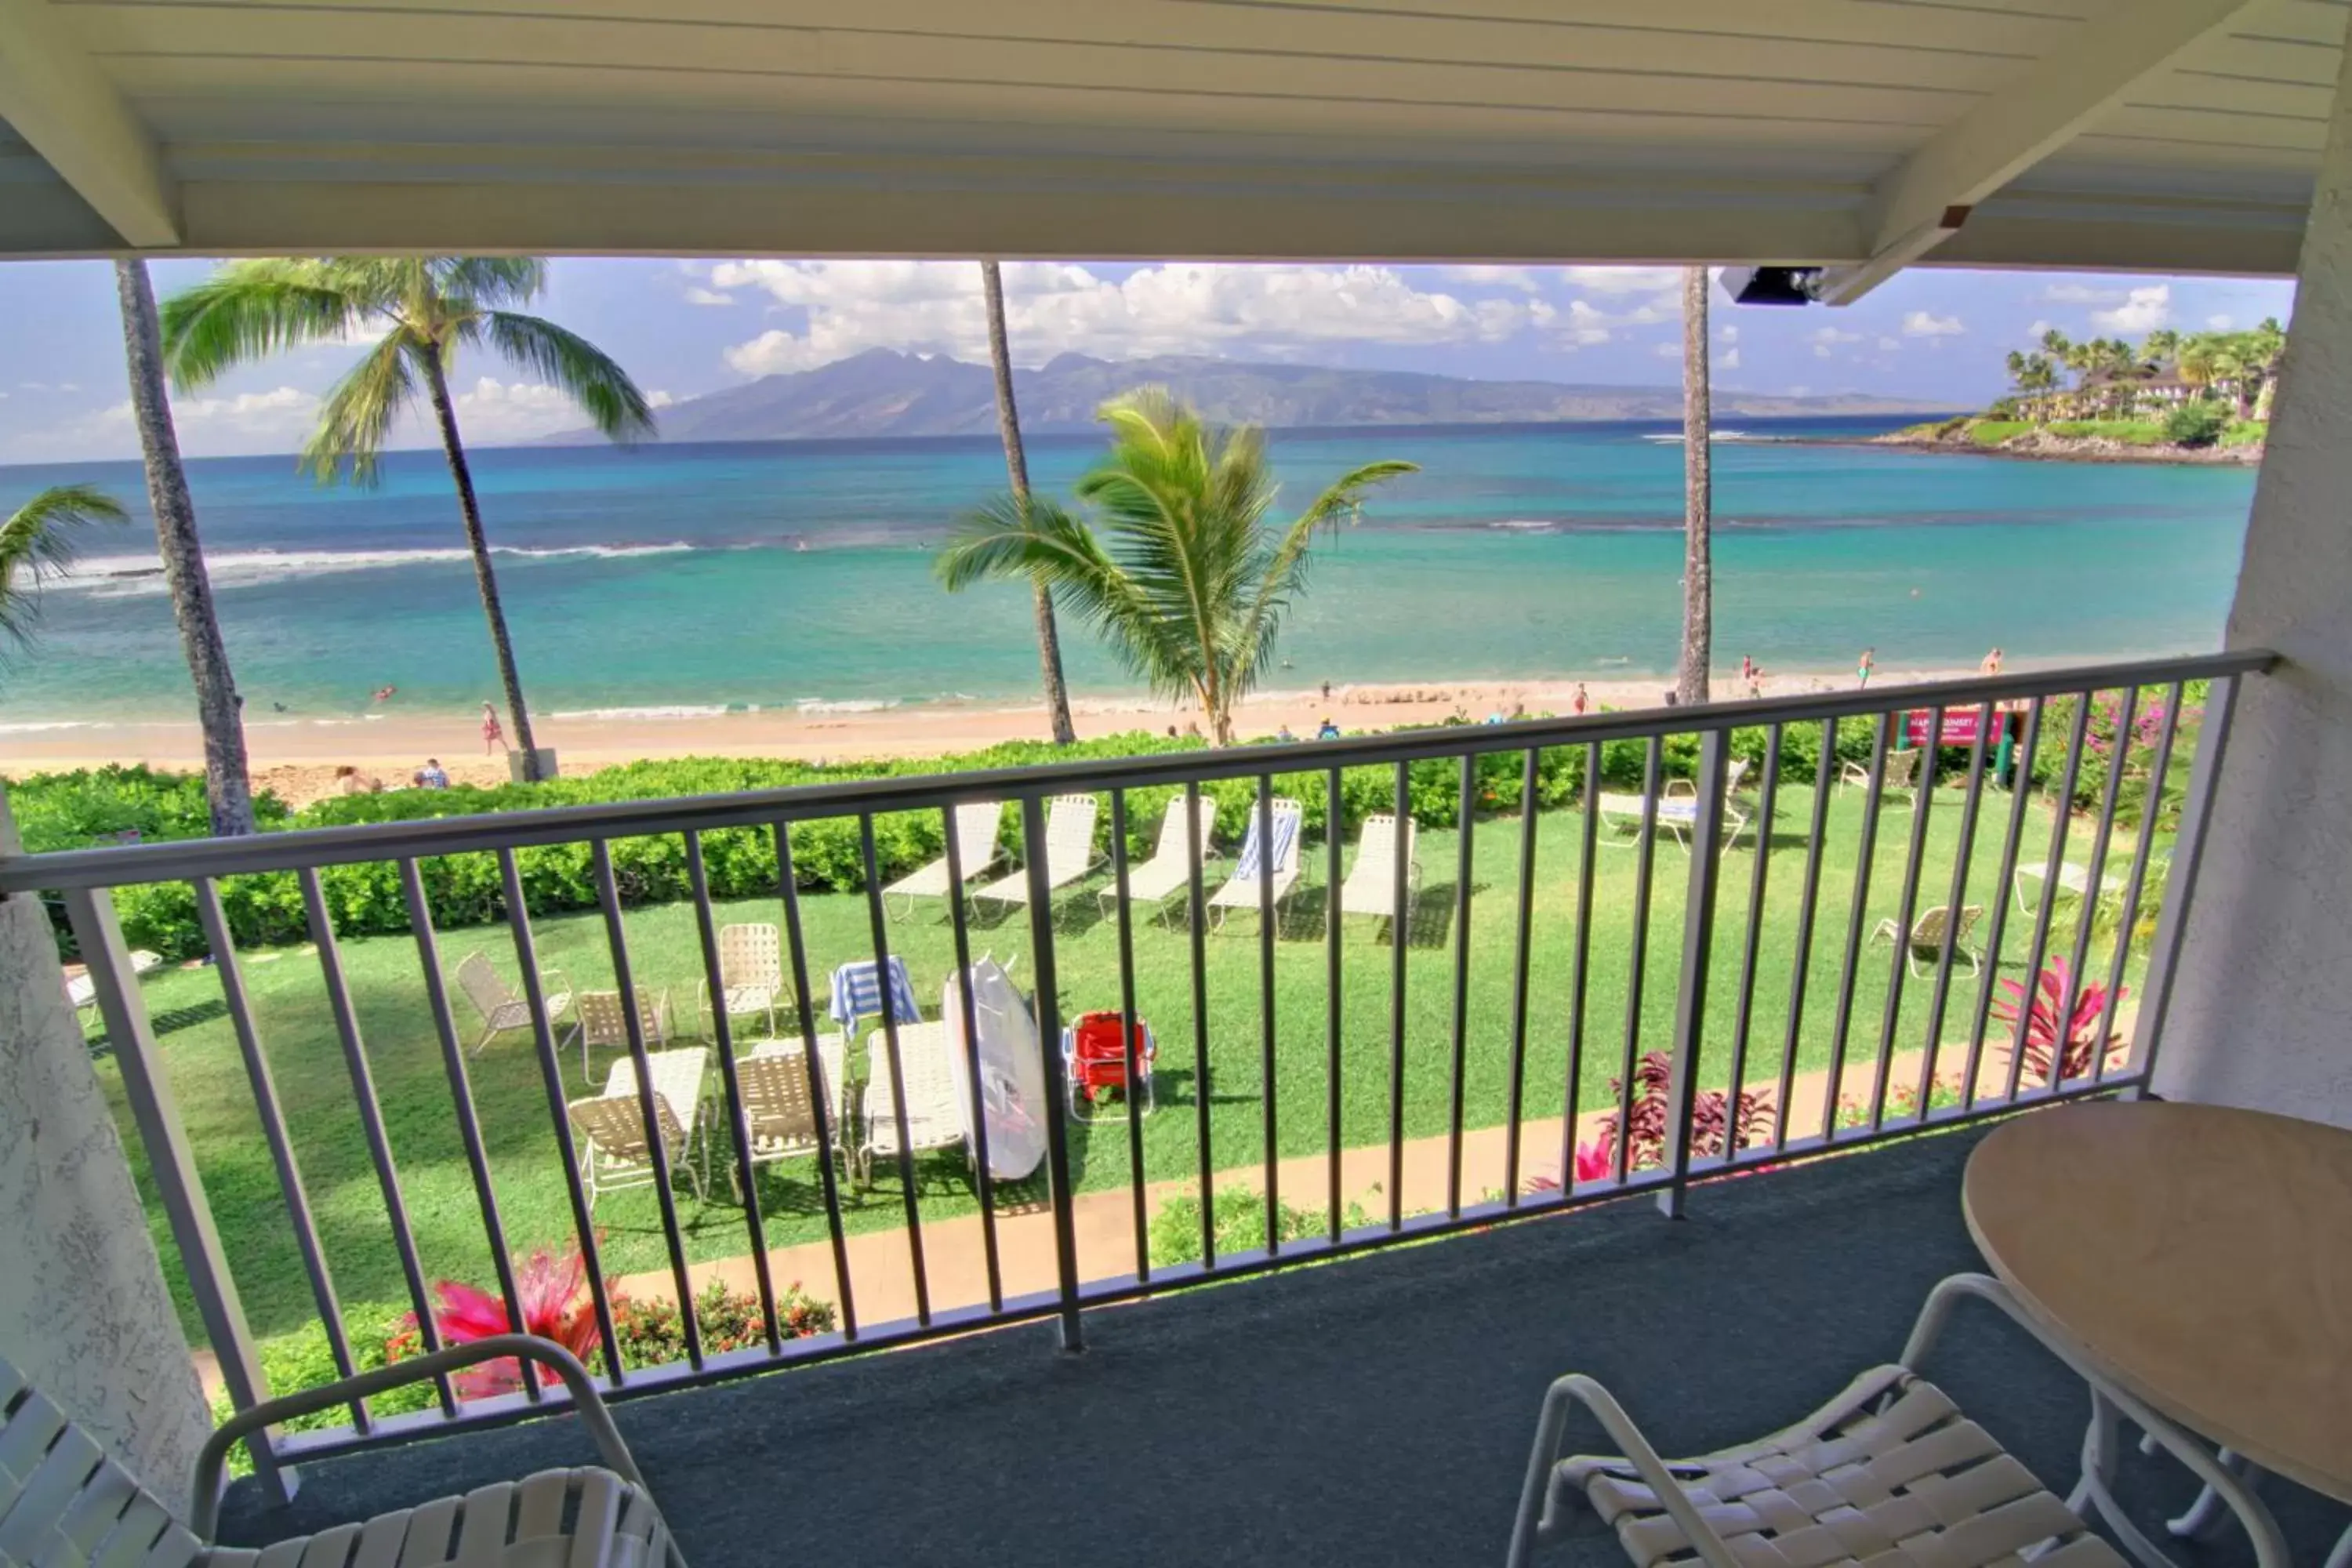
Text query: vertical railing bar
1502 748 1541 1208
194 877 372 1430
1773 720 1838 1151
2096 683 2184 1079
1184 782 1215 1268
682 832 780 1352
1560 741 1601 1185
1722 726 1781 1142
1868 706 1941 1131
1109 789 1149 1286
498 850 625 1387
1912 702 1994 1117
1613 736 1663 1185
2005 694 2093 1102
588 842 704 1369
2125 673 2241 1087
396 860 532 1404
941 805 1004 1310
1255 777 1279 1257
1446 753 1475 1218
298 867 456 1414
1961 699 2045 1110
1821 713 1892 1142
1324 764 1345 1240
1658 729 1730 1219
855 815 930 1327
62 887 294 1501
771 822 858 1340
1018 794 1085 1349
2060 684 2140 1087
1386 760 1410 1230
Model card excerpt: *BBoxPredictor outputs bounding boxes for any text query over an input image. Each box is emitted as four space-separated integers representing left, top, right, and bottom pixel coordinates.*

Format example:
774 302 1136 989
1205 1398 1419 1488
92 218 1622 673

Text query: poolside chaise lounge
970 794 1102 913
883 800 1005 921
1207 797 1305 928
1338 811 1420 930
1098 799 1218 925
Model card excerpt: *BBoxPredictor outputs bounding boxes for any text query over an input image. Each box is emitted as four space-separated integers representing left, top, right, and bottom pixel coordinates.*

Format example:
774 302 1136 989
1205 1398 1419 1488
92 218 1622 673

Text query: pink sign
1906 708 1993 747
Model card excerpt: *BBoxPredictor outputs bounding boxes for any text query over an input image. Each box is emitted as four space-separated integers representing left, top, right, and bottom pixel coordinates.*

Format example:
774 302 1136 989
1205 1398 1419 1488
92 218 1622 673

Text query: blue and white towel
829 956 923 1032
1232 805 1299 881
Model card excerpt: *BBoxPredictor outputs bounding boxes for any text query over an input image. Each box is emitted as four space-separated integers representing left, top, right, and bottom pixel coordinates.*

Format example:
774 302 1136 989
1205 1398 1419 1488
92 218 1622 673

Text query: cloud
2091 285 2170 334
713 260 1555 376
1876 336 1902 352
1439 265 1541 292
683 286 736 307
1559 267 1681 294
2207 314 2235 330
1719 347 1740 370
1718 325 1738 343
648 390 676 408
1810 326 1864 345
445 377 596 444
2043 282 2125 305
1901 311 1964 337
2027 319 2053 341
1652 341 1681 359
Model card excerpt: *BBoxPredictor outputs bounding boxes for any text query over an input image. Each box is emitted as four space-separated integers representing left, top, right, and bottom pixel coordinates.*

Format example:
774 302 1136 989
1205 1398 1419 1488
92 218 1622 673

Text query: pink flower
1573 1137 1615 1184
426 1244 606 1397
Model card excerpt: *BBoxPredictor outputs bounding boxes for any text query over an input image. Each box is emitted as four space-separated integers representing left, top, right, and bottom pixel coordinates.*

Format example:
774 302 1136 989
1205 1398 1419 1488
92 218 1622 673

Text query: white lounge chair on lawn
2 1336 681 1568
1099 800 1218 925
456 949 579 1069
1840 743 1922 803
1597 759 1752 853
971 794 1102 913
577 985 672 1083
694 921 786 1037
2013 858 2128 917
883 800 1004 920
1208 797 1305 929
858 1020 969 1181
1870 902 1984 977
571 1045 710 1207
66 948 165 1029
1338 813 1420 930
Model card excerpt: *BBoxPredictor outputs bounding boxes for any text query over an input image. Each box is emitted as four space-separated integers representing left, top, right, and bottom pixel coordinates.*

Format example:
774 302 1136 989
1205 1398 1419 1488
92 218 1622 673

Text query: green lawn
97 772 2147 1355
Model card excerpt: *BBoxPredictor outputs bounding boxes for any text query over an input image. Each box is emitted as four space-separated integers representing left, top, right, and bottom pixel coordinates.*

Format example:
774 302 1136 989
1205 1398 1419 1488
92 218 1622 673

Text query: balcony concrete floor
220 1120 2347 1566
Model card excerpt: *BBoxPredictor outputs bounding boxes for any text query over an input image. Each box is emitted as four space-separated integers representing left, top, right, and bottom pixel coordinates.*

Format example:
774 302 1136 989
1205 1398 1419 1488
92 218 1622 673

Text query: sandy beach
6 667 1977 808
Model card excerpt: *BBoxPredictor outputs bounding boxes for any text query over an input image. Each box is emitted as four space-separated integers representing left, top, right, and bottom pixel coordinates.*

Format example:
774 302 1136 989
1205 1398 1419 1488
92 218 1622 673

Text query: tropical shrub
1145 1185 1368 1269
207 1305 429 1475
610 1278 834 1365
390 1244 604 1397
2163 399 2230 448
1593 1051 1777 1174
1990 956 2124 1084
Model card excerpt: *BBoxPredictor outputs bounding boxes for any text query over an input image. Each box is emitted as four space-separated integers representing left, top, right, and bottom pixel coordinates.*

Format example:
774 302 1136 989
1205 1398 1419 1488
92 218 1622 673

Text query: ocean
0 417 2256 729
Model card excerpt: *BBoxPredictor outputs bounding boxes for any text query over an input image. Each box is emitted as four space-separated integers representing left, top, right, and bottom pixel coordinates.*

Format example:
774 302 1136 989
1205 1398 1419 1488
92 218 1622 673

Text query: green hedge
13 720 1904 963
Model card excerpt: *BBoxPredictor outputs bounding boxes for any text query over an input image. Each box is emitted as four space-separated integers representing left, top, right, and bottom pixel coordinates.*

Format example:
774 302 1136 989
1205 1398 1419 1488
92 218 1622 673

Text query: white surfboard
942 957 1050 1182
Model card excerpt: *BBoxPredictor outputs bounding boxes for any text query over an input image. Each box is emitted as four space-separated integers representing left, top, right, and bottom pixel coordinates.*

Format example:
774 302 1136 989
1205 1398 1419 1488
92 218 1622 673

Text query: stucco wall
2156 44 2352 1125
0 810 211 1508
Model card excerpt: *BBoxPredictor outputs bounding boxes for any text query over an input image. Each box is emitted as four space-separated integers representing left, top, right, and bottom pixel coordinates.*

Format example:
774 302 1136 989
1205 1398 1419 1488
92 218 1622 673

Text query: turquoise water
0 419 2255 727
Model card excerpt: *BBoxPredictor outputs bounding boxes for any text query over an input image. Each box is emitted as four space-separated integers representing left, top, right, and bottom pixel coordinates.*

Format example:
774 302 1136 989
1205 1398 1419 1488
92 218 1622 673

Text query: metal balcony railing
0 650 2272 1504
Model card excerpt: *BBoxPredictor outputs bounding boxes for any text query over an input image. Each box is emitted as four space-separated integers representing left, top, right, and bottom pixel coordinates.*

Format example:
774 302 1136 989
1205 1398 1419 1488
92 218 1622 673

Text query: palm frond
0 485 129 652
158 259 375 390
481 312 655 439
300 336 420 486
436 258 547 310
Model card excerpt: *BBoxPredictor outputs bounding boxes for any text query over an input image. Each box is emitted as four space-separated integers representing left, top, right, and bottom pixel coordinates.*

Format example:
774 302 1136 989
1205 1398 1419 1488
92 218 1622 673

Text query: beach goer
1320 680 1332 702
1166 725 1179 739
1276 724 1297 743
372 684 397 703
1184 720 1203 740
481 701 506 755
1316 717 1341 740
1980 647 2005 677
333 764 380 796
419 757 450 789
1572 682 1588 717
1857 648 1876 689
410 771 426 789
1740 654 1755 684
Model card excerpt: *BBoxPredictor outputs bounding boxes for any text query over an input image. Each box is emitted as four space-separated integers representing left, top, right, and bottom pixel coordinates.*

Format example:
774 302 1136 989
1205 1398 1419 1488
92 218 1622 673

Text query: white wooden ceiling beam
1816 0 2264 303
0 0 179 246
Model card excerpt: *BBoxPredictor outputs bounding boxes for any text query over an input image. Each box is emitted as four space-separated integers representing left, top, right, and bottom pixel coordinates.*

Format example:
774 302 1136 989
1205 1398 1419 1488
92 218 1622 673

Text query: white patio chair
1505 1273 2168 1568
2 1335 681 1568
456 949 579 1073
694 921 786 1038
1839 743 1922 803
571 1045 709 1207
1207 797 1305 929
1595 789 1751 853
576 986 670 1083
64 948 164 1029
1870 902 1984 977
882 800 1004 921
858 1020 969 1182
1338 813 1420 929
2012 859 2127 918
1099 800 1218 926
970 794 1102 913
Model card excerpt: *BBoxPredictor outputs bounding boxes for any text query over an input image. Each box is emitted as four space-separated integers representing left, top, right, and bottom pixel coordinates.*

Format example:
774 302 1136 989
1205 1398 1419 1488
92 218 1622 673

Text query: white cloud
713 260 1553 376
1809 325 1863 358
1876 336 1902 352
166 385 321 443
1719 347 1740 370
1652 341 1681 359
1559 267 1682 294
445 377 591 444
1902 310 1964 337
2027 319 2053 341
2207 314 2235 330
648 390 676 408
683 286 736 307
2091 285 2170 334
1718 325 1739 343
2043 282 2125 305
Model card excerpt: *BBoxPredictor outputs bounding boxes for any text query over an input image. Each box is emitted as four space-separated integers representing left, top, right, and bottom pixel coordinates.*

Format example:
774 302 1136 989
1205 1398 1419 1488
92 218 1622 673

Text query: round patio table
1964 1100 2352 1559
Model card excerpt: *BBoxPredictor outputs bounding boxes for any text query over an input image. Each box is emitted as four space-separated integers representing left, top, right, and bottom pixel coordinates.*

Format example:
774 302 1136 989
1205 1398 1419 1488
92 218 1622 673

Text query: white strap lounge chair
1338 813 1420 928
1596 784 1751 853
694 921 786 1038
858 1020 970 1182
1870 902 1985 977
882 800 1004 921
1099 800 1218 925
748 1033 852 1168
1506 1274 2155 1568
570 1046 710 1207
577 985 671 1083
456 949 579 1073
2012 858 2128 918
64 949 164 1029
1208 797 1305 929
971 794 1102 912
2 1335 681 1568
1840 744 1922 803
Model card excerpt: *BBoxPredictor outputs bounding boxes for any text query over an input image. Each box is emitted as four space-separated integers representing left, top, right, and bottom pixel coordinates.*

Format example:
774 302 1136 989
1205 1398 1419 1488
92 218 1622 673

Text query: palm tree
117 260 260 837
1676 265 1711 708
158 259 654 782
936 390 1414 745
979 260 1076 745
0 485 126 658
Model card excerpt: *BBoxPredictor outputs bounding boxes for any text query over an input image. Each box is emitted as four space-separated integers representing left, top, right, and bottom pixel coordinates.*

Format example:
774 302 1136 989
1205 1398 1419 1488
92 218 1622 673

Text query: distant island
539 347 1952 445
1872 323 2279 466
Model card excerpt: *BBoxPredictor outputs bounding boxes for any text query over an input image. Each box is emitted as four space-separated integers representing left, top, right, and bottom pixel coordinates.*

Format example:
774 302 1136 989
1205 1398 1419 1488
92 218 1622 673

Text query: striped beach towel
1233 803 1300 882
829 956 923 1032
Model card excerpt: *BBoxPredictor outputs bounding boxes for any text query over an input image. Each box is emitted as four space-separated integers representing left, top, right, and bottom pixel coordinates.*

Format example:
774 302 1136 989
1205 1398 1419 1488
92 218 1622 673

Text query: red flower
427 1244 608 1397
1991 956 2125 1085
1573 1137 1615 1184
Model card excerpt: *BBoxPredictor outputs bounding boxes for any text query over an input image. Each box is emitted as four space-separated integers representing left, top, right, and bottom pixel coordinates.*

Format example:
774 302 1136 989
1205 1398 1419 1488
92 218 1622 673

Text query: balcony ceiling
0 0 2339 289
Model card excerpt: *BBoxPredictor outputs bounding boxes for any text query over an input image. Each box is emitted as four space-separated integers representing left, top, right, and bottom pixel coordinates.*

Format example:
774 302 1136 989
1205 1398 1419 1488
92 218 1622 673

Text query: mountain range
541 349 1950 444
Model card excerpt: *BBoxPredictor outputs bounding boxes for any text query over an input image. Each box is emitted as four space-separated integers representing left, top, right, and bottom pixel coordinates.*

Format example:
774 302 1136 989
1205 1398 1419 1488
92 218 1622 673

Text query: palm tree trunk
1677 265 1712 708
114 260 256 837
421 345 542 781
982 260 1077 746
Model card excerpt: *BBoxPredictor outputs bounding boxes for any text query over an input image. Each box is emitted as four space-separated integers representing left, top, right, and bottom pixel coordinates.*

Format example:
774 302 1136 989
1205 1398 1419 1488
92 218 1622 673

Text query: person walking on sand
1980 647 2004 677
1857 648 1876 690
1572 682 1588 716
481 701 507 756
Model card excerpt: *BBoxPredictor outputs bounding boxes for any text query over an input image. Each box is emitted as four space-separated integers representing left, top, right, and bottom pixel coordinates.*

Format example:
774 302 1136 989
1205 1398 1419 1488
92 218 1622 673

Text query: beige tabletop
1963 1100 2352 1504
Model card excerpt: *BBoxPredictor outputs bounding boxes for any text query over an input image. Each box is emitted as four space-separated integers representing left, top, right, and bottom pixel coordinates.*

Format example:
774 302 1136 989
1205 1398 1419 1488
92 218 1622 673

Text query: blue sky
0 259 2296 464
